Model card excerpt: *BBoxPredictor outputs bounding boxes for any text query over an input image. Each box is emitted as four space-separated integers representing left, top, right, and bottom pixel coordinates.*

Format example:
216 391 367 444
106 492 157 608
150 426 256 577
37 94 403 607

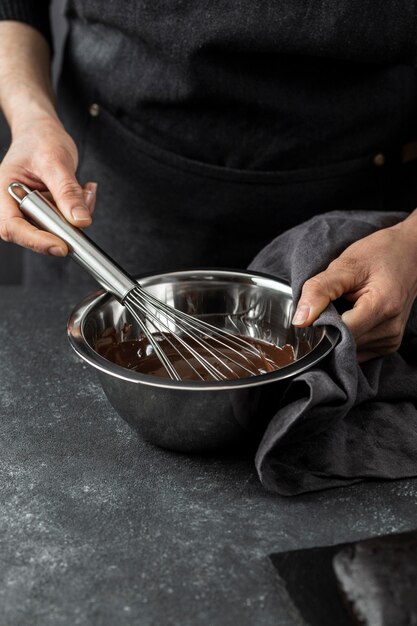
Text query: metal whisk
8 182 271 381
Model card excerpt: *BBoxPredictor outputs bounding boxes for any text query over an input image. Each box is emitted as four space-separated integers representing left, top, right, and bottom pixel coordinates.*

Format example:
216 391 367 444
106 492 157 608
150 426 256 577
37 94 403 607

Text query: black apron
24 70 417 294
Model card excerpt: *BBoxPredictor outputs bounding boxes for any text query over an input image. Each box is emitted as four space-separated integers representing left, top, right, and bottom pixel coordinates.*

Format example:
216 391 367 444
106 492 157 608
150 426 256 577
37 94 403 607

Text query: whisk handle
8 182 136 301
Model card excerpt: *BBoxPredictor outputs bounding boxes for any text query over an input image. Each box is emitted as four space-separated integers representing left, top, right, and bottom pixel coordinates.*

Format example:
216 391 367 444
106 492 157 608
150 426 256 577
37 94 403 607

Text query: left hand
291 218 417 362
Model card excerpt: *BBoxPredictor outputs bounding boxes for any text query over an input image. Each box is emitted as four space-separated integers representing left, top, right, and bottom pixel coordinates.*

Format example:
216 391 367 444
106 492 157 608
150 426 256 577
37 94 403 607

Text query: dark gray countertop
1 285 417 626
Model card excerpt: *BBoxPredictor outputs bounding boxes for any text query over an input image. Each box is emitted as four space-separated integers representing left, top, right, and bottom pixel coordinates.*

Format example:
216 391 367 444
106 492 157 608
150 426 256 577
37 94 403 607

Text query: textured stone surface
1 285 417 626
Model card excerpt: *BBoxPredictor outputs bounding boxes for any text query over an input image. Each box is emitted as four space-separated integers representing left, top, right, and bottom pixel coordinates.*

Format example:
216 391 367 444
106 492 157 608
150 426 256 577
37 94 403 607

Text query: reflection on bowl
67 269 339 452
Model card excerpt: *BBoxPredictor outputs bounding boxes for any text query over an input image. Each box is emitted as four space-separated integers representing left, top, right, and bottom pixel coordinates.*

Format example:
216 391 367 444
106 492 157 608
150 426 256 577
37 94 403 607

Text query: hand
0 113 97 256
291 220 417 362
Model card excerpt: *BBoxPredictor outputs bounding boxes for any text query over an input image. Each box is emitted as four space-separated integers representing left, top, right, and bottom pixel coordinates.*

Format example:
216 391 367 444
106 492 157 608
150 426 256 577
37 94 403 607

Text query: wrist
393 209 417 236
390 214 417 267
8 99 61 138
2 76 58 135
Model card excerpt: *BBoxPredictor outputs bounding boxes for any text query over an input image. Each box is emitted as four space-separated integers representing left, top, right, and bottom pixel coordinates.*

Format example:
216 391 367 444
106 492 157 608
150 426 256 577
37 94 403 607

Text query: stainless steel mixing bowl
67 269 339 452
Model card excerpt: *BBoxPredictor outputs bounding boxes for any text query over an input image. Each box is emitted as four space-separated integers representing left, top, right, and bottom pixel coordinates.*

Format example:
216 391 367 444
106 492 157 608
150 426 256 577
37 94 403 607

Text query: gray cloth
249 210 417 495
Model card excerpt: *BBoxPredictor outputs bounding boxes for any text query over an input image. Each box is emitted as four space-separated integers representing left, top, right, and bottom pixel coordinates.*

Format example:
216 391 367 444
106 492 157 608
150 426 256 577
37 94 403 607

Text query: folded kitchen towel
249 210 417 495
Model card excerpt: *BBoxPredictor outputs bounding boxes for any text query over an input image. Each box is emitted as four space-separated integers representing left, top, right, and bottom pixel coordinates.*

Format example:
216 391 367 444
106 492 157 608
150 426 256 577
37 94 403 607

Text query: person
1 1 417 362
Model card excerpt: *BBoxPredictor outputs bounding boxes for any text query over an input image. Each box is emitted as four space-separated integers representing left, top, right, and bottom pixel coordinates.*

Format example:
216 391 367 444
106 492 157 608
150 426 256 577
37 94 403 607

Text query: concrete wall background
0 0 67 284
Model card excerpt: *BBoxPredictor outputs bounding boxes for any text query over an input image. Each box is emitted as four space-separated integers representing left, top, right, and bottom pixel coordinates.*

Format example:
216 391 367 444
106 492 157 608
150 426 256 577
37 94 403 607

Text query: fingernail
341 311 353 327
82 189 95 210
292 305 310 325
71 207 91 222
48 246 66 257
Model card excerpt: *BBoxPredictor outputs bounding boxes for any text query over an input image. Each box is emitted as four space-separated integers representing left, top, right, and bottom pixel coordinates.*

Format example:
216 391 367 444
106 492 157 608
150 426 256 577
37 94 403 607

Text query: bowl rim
67 268 340 391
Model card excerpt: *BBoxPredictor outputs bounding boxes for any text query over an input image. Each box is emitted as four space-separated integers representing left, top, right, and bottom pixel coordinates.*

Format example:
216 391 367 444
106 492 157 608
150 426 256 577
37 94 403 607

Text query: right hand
0 113 97 256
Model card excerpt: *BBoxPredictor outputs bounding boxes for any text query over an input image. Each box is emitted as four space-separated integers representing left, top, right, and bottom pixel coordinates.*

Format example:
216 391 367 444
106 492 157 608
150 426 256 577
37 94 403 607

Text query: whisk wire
124 299 181 380
135 311 207 381
141 287 263 355
126 290 240 380
127 296 220 381
126 288 263 380
131 286 267 369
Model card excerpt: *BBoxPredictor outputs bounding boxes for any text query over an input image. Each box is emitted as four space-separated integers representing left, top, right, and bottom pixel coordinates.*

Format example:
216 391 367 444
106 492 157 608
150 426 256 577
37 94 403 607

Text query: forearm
0 21 58 135
0 20 97 255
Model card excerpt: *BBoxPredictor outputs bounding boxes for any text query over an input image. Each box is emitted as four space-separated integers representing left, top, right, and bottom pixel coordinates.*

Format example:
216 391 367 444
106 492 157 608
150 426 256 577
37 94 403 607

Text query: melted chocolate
96 326 295 381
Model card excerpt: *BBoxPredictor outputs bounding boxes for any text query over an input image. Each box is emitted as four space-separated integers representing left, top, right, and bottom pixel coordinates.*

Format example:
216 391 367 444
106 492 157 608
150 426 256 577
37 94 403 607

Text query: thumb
292 265 357 326
43 162 92 226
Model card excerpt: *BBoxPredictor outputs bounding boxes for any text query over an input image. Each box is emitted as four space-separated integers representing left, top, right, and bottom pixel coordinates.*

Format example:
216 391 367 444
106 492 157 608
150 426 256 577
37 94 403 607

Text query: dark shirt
1 0 417 170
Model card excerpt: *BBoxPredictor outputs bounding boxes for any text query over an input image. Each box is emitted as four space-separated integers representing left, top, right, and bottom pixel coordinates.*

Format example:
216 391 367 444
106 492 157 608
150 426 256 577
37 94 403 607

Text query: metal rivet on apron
373 153 385 167
89 103 100 117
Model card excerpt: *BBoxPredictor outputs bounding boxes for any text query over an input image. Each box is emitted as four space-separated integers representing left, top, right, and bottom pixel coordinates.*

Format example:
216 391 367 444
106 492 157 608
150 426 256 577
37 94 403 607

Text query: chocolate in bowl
67 269 339 452
95 326 296 381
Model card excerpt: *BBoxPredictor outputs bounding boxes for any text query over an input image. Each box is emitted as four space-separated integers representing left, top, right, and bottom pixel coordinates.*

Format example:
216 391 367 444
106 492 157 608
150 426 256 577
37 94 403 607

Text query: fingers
290 259 396 363
41 158 94 226
0 178 98 256
340 294 380 339
0 215 68 255
352 315 403 349
346 303 403 362
357 351 383 363
0 174 67 255
43 181 97 216
83 182 97 215
292 265 359 327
